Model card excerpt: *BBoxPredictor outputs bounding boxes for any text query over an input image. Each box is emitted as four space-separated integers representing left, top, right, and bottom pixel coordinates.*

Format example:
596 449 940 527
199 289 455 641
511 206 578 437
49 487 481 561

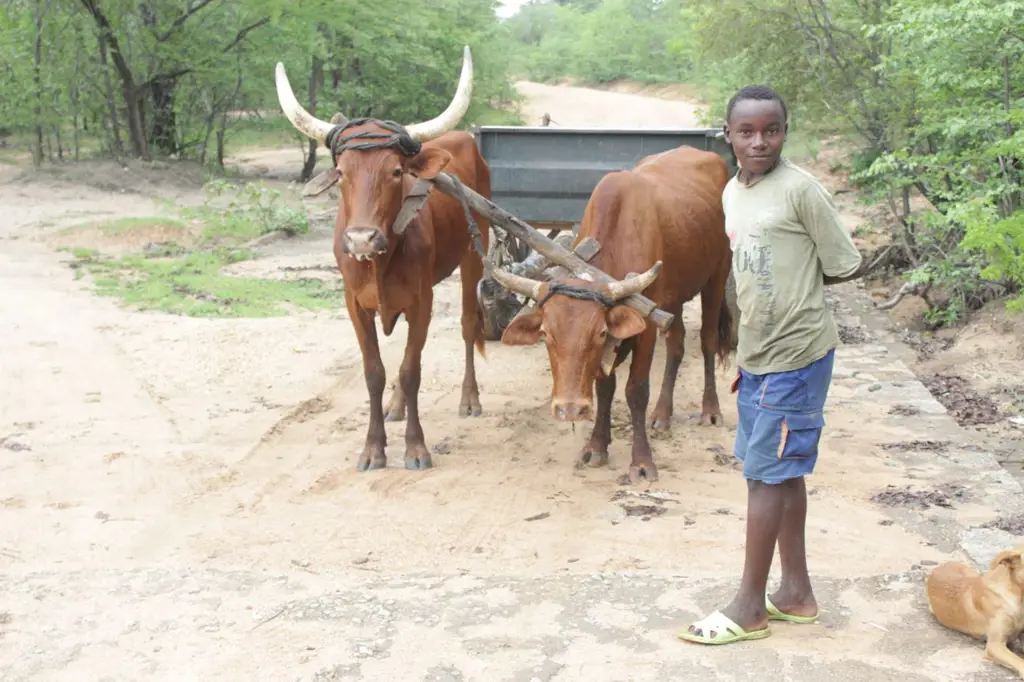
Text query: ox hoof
404 444 433 471
457 399 483 418
627 461 659 485
649 412 672 433
575 447 610 470
699 410 724 427
384 402 406 423
356 445 387 472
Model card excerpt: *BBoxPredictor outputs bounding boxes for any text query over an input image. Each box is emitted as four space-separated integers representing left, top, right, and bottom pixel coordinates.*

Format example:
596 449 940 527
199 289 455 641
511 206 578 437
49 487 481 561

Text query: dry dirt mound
45 217 199 256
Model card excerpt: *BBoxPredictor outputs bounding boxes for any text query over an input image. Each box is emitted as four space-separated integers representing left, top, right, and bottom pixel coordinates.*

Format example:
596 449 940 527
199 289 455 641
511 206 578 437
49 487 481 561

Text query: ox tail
716 290 734 368
475 312 488 360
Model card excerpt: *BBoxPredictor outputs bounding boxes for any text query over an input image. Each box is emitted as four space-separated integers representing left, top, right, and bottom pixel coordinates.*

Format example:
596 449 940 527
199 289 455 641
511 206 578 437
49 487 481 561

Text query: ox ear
501 309 544 346
605 305 647 340
407 147 453 180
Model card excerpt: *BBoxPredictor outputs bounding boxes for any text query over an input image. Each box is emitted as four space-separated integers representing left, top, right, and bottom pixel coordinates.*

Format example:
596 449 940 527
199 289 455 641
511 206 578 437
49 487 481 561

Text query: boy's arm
794 181 864 285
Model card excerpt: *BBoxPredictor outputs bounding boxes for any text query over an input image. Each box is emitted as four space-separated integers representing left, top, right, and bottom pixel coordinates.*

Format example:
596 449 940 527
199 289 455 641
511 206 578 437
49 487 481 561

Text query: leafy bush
185 180 311 242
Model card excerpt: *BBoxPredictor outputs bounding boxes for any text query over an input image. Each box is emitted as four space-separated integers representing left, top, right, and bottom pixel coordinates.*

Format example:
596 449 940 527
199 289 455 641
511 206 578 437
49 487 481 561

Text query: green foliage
184 180 311 241
505 0 695 85
685 0 1023 325
960 206 1024 312
0 0 520 168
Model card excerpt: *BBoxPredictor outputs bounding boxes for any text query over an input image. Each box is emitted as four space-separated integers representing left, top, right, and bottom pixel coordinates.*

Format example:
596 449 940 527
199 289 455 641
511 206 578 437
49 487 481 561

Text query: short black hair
726 85 788 123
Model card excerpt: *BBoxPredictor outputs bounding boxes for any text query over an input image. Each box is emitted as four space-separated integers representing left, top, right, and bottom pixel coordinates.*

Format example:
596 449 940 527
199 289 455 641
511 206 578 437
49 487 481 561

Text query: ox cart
467 125 741 344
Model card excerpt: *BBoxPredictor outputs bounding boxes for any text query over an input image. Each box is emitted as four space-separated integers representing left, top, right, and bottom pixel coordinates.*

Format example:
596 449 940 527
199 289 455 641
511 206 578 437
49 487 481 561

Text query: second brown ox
492 145 733 484
275 47 490 472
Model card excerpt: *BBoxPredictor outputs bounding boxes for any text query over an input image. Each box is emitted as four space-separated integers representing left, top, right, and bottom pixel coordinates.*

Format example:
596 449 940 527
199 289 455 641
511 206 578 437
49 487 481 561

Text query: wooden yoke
430 171 675 331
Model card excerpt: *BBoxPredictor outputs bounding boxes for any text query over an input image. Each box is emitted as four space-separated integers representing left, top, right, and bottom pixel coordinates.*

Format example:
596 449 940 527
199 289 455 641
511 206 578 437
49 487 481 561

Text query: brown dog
925 546 1024 677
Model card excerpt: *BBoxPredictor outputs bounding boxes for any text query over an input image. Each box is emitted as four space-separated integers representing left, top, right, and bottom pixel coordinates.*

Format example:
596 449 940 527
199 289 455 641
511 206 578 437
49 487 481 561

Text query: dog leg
984 636 1024 677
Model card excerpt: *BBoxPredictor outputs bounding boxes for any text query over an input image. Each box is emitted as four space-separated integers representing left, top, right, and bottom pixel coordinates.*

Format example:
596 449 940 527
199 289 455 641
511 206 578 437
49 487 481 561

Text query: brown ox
275 47 490 472
492 145 733 484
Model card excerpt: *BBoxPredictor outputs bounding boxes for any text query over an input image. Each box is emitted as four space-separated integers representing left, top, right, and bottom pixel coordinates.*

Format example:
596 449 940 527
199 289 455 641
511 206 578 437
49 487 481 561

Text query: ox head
274 47 474 261
493 263 662 422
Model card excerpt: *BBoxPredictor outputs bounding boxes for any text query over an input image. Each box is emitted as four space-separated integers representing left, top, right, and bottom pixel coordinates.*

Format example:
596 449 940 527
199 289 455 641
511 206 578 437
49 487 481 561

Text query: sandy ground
0 84 1022 681
514 81 707 128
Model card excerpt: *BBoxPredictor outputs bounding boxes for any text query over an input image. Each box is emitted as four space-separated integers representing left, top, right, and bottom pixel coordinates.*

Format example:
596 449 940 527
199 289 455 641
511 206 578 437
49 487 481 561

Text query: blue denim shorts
734 349 835 485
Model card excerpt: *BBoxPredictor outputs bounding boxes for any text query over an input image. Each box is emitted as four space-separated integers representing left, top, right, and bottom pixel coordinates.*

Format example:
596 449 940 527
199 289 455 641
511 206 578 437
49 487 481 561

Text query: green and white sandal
765 595 819 624
676 610 771 645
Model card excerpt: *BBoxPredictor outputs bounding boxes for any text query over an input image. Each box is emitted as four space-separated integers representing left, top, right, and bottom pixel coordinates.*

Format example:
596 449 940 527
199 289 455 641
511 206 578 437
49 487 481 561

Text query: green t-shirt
724 157 862 375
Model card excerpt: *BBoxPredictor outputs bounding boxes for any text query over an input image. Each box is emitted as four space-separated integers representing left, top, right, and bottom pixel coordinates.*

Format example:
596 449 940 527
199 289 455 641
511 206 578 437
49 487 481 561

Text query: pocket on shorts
757 373 810 412
775 412 826 461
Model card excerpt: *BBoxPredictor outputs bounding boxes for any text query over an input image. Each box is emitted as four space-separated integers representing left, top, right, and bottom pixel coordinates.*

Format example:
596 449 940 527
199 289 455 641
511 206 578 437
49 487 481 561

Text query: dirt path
514 80 707 128
1 85 1022 682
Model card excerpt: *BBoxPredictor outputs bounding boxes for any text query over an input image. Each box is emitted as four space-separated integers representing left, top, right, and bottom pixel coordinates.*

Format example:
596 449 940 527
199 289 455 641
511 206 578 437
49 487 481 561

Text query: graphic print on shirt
733 214 777 331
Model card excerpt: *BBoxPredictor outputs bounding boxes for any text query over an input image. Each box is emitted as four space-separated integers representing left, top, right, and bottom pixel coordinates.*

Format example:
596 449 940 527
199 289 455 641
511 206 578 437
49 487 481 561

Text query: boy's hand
730 371 741 394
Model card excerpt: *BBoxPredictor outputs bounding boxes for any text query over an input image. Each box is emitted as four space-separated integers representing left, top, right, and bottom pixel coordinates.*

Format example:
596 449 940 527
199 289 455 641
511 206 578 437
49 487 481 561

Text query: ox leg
384 380 406 423
400 297 433 470
650 304 684 433
350 298 388 471
458 245 486 417
577 373 616 470
626 329 658 484
699 284 726 426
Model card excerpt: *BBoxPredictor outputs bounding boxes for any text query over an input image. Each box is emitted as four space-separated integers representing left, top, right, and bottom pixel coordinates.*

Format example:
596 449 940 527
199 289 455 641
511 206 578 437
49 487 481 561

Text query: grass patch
0 153 18 165
69 247 337 318
65 179 333 318
64 216 187 235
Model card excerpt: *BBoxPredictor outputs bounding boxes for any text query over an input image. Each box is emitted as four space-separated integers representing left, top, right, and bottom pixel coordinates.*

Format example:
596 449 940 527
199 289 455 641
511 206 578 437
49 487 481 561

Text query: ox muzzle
341 226 389 261
551 398 592 422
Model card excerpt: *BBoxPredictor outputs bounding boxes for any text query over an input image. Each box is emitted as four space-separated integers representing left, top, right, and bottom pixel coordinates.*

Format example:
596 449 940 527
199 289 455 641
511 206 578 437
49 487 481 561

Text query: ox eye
392 168 402 178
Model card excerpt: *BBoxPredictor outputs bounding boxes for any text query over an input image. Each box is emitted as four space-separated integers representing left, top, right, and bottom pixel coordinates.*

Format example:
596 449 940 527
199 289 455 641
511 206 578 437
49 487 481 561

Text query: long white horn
490 267 545 301
606 261 663 301
275 62 335 143
404 46 474 143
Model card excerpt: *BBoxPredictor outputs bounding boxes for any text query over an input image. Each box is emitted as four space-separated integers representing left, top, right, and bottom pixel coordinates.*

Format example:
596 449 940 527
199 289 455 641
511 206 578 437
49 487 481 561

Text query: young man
677 85 865 645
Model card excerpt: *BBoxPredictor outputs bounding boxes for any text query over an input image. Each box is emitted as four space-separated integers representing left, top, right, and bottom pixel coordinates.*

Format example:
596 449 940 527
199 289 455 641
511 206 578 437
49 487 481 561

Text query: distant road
514 80 707 129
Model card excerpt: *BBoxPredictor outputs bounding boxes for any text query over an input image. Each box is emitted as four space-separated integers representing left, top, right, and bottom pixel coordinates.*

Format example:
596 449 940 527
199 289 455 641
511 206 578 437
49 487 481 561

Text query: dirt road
0 84 1022 681
514 81 707 128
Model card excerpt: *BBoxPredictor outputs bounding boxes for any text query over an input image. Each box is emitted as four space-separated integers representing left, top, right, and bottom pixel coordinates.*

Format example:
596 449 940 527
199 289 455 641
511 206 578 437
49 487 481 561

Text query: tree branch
136 16 270 93
157 0 219 41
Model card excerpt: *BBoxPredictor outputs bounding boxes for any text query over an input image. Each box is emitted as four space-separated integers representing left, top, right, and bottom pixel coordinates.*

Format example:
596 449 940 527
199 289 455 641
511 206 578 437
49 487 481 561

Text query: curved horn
489 267 545 301
404 46 474 142
275 62 335 143
605 261 663 301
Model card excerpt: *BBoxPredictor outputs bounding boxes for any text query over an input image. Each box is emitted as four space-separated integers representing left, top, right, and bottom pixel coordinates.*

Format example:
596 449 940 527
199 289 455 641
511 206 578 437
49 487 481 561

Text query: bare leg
650 305 684 433
578 373 616 469
626 328 658 484
768 476 818 618
688 479 797 638
400 294 433 470
349 296 388 471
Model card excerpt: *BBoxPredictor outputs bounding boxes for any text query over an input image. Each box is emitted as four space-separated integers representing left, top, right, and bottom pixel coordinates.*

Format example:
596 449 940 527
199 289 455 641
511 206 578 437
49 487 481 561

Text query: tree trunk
300 56 324 182
150 75 178 155
96 32 123 157
81 0 150 159
32 0 45 168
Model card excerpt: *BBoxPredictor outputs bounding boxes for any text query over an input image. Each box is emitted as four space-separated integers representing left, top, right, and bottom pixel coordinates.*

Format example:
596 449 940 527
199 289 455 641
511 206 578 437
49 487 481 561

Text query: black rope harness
324 118 422 166
536 281 615 308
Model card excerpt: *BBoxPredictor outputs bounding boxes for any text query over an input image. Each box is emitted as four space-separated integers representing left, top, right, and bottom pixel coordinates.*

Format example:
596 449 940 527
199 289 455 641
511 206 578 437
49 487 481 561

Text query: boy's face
724 99 787 176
